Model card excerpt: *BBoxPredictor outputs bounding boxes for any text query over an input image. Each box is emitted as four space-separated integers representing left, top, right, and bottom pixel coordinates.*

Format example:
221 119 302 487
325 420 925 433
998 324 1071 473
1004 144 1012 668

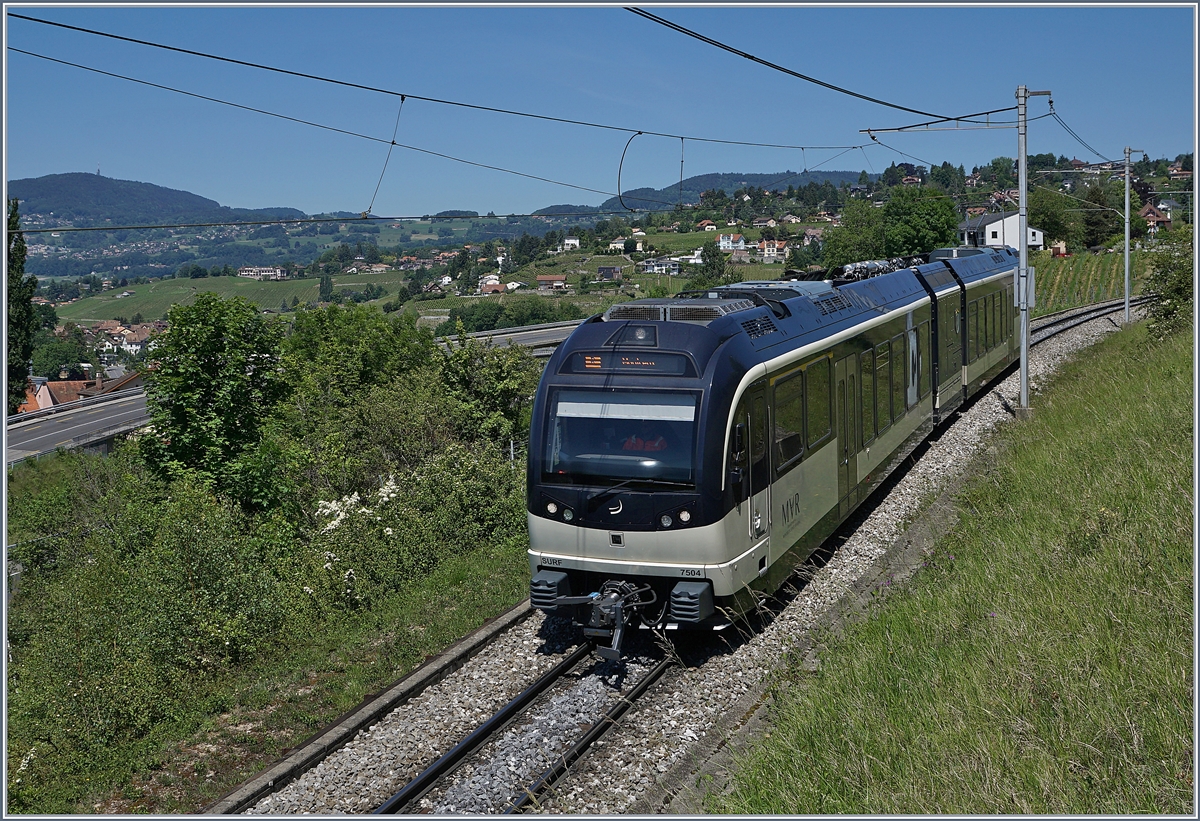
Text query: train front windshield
543 389 698 486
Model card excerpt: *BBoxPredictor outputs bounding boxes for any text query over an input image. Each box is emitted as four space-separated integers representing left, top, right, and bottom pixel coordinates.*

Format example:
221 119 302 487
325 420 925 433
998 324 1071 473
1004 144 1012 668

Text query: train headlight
678 509 691 523
546 501 558 515
563 508 575 522
660 514 673 528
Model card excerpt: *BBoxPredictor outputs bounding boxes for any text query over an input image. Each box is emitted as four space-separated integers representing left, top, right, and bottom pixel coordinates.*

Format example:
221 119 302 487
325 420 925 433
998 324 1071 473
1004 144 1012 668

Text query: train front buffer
530 567 714 660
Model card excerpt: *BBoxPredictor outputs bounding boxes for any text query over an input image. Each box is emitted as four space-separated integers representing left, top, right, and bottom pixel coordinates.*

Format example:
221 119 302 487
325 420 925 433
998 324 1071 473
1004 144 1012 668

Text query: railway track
226 296 1149 816
1030 295 1151 342
373 643 672 814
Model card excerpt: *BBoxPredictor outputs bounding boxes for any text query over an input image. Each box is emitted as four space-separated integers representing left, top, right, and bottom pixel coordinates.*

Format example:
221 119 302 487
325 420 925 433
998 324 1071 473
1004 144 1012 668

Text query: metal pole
1017 85 1030 411
1125 147 1132 323
1017 87 1052 415
1124 146 1142 324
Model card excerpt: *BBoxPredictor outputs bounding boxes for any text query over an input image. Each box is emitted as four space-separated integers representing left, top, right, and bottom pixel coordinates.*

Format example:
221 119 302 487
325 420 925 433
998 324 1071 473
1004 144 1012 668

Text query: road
6 392 150 464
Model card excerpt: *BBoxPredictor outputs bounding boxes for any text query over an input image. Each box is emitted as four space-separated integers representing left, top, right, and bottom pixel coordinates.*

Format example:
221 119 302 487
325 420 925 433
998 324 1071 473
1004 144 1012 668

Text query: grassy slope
710 323 1193 814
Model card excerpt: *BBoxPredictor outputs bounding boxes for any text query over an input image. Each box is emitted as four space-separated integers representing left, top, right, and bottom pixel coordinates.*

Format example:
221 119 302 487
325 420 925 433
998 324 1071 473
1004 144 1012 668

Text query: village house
596 266 624 281
1139 203 1172 235
958 211 1044 250
718 233 746 251
237 266 286 280
697 219 717 231
562 236 581 251
537 273 569 291
638 258 680 276
607 237 643 252
801 227 824 247
758 239 788 261
751 217 778 228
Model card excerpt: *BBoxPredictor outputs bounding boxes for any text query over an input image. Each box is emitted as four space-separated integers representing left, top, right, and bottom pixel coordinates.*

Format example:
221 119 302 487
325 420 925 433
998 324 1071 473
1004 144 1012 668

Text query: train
527 247 1020 659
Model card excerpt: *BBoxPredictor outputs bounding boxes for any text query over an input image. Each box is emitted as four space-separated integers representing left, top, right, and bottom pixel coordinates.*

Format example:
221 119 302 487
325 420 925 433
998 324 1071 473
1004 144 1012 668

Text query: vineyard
1031 250 1148 317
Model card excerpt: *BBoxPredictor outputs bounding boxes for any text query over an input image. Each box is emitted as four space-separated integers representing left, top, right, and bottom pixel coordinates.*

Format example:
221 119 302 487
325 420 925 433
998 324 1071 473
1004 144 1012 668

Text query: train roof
562 249 1018 372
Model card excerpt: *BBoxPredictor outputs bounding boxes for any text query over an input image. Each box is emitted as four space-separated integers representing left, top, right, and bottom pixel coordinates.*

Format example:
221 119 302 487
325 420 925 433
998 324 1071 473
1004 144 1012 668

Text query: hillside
595 170 875 211
7 172 306 227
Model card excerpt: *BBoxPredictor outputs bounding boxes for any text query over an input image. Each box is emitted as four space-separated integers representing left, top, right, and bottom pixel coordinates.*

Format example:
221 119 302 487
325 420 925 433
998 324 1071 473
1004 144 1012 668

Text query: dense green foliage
712 323 1193 814
141 294 289 504
1144 223 1194 338
821 188 959 268
8 198 37 413
6 295 544 812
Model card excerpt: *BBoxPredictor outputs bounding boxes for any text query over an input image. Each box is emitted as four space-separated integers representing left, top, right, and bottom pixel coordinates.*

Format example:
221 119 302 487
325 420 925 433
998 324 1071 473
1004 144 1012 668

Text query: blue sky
4 3 1196 217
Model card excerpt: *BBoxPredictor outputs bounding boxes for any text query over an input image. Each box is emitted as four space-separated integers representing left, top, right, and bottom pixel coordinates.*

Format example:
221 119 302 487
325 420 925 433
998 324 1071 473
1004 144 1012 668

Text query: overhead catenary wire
625 6 1012 124
366 96 407 217
8 13 861 152
1048 101 1114 163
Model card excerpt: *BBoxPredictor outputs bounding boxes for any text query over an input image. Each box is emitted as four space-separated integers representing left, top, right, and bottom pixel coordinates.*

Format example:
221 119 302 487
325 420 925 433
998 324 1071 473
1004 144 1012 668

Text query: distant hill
596 170 876 212
7 173 306 226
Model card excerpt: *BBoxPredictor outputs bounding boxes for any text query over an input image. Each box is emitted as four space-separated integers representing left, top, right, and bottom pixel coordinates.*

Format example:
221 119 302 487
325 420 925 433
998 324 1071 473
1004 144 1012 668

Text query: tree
881 186 959 257
987 156 1017 189
131 312 144 325
821 199 885 268
141 294 288 497
7 198 37 414
1028 186 1081 249
30 331 92 381
1081 181 1120 247
1144 223 1193 339
687 240 740 290
319 275 335 302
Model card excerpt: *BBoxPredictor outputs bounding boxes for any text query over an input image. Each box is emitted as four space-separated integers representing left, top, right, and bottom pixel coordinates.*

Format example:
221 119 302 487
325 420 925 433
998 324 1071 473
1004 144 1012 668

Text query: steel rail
1031 296 1152 345
373 641 594 814
503 655 674 814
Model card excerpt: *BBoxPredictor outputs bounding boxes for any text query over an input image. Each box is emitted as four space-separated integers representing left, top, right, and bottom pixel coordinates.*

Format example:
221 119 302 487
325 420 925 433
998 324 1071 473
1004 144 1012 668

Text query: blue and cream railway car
528 248 1019 658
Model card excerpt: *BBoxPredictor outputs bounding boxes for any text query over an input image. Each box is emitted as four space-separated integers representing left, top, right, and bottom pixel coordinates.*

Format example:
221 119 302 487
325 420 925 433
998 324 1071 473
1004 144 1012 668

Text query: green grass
54 271 415 324
710 323 1193 814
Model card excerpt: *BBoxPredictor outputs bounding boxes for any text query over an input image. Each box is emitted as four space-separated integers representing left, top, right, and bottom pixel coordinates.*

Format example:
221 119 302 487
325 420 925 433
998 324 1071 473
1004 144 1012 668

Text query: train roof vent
666 299 755 323
605 304 665 322
812 291 855 316
740 315 778 339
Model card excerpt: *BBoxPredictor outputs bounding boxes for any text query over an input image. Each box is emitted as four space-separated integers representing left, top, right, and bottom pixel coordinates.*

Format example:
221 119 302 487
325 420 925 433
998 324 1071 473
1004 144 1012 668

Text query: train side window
890 333 906 421
985 293 993 350
875 342 891 432
992 293 1001 350
804 358 831 449
860 349 875 444
773 371 804 470
968 301 978 362
988 291 998 350
750 395 769 490
918 321 931 399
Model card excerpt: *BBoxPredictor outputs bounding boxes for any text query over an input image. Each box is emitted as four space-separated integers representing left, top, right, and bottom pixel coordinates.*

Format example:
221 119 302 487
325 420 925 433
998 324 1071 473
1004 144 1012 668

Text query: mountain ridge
8 169 873 227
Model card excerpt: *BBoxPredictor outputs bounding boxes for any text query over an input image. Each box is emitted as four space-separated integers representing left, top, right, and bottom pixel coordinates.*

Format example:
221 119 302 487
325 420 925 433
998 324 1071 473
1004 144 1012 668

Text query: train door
835 355 858 518
747 387 771 546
